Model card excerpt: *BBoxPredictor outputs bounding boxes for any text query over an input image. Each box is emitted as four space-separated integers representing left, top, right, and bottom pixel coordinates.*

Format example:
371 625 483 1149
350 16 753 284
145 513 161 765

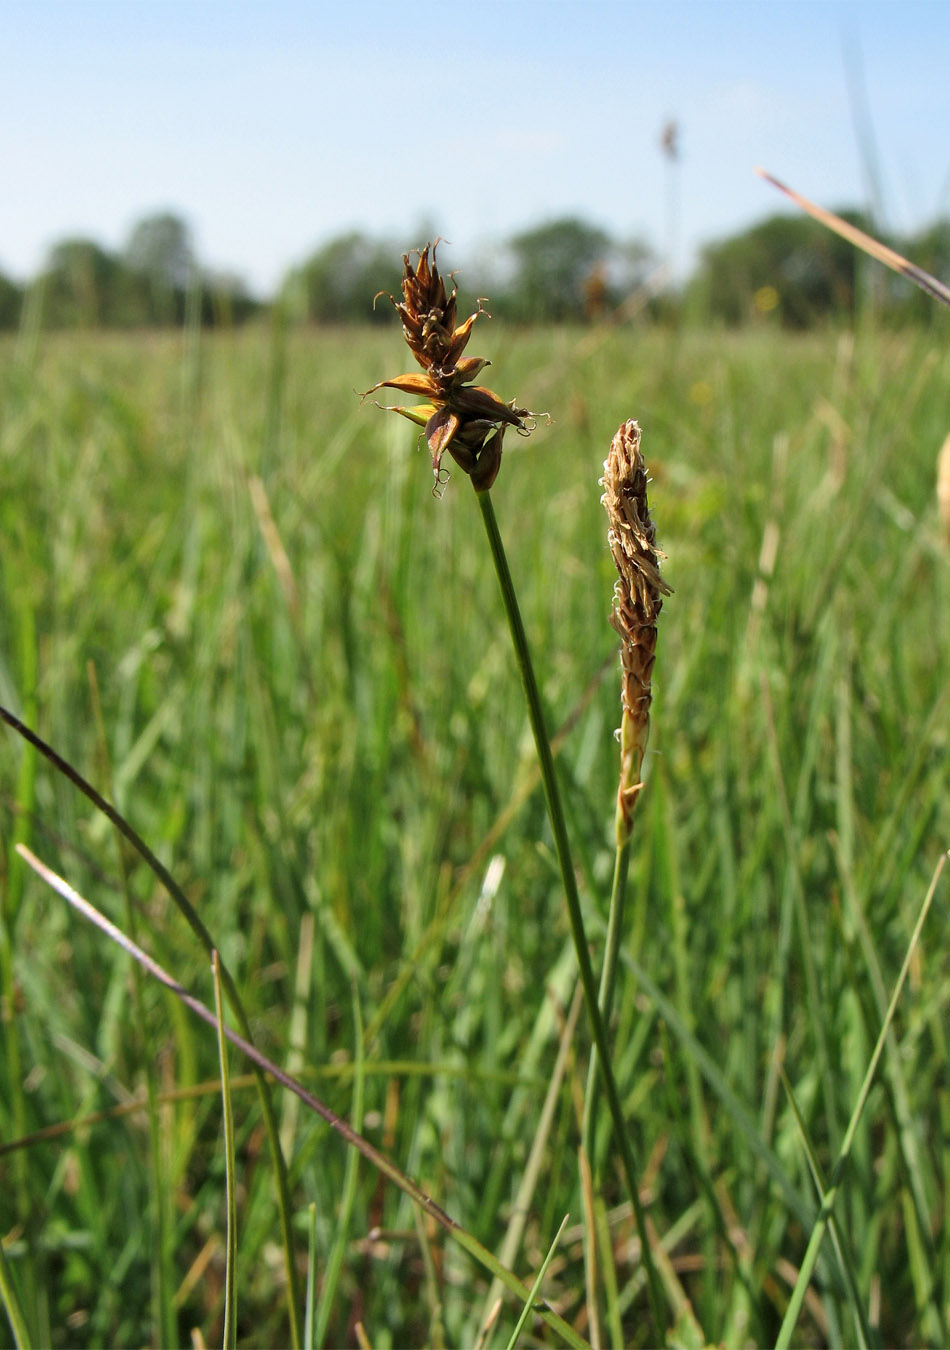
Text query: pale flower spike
601 420 671 842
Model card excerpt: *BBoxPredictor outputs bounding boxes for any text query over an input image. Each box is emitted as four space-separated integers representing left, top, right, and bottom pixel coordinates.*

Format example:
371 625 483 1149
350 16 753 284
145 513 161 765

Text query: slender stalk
582 837 632 1153
0 595 37 1339
211 952 238 1350
304 1204 318 1350
88 663 176 1348
0 1235 31 1350
474 486 665 1341
505 1213 571 1350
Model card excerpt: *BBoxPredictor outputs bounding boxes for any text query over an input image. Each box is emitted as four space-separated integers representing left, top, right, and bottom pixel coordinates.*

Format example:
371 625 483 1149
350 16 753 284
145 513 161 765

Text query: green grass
1 315 949 1348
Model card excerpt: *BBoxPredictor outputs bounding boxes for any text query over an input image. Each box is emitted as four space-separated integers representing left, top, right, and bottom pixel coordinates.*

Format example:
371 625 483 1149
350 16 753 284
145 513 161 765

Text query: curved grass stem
474 486 666 1342
0 705 303 1350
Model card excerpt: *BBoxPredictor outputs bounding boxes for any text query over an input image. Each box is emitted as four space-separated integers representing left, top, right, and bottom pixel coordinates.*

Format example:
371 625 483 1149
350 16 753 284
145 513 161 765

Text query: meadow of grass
1 311 949 1348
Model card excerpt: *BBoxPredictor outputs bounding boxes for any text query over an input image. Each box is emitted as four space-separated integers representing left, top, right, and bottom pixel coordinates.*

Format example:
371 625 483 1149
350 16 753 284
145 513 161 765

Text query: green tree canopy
124 213 193 289
34 215 258 329
687 210 872 327
123 212 195 323
0 271 23 330
42 238 123 327
891 219 950 322
289 231 405 323
501 217 612 321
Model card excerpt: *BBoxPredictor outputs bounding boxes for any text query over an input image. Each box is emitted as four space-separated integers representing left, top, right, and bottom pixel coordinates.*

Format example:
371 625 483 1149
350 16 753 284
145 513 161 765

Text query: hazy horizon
4 1 949 298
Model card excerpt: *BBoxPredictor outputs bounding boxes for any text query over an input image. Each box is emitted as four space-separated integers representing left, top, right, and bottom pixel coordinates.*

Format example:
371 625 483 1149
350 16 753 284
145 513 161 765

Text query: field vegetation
1 309 949 1346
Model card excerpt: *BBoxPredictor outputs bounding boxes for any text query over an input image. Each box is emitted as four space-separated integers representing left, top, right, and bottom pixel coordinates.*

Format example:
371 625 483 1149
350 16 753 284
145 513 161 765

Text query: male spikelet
364 242 536 492
601 420 671 842
938 432 950 546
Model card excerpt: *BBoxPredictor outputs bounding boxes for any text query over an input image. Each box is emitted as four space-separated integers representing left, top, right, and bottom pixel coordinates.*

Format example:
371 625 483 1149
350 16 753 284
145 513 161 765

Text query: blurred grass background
1 315 949 1347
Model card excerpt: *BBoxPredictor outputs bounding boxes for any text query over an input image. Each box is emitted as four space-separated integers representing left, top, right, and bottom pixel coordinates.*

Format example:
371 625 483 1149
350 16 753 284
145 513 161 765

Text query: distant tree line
686 209 950 328
282 220 657 325
1 207 948 332
0 212 260 331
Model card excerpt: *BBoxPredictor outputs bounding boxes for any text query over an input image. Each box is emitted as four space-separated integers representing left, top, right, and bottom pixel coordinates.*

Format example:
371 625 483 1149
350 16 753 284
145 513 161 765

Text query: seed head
601 420 671 841
365 242 537 493
938 432 950 546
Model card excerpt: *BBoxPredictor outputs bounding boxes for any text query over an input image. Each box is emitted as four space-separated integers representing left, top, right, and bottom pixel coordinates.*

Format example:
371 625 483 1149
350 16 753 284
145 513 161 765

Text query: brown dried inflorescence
365 242 536 492
601 420 671 840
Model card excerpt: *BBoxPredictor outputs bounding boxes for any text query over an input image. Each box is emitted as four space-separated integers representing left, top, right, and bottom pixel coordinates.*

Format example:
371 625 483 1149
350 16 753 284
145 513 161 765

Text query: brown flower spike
365 242 536 492
601 420 671 841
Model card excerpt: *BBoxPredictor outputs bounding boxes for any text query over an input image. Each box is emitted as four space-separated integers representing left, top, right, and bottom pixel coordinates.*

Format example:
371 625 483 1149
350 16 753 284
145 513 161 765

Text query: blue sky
3 1 949 295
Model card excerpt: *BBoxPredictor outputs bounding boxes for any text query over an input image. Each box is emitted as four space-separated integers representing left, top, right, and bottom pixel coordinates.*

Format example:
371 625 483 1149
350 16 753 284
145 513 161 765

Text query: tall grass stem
474 486 665 1340
581 838 631 1155
88 663 176 1347
211 951 238 1350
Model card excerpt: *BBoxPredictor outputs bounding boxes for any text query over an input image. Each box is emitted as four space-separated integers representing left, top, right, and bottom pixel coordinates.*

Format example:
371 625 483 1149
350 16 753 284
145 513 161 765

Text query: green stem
579 839 631 1343
0 1232 31 1349
582 836 631 1154
89 668 176 1349
475 487 665 1342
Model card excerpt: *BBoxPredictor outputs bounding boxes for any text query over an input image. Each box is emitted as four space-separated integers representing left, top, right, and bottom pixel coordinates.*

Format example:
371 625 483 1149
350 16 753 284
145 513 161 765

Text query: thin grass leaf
0 1235 32 1350
593 1193 623 1350
775 851 948 1348
619 947 816 1233
211 951 238 1350
303 1204 318 1350
313 983 365 1349
0 593 37 1345
779 1067 871 1350
413 1203 446 1350
505 1213 570 1350
578 1148 601 1350
474 981 583 1340
14 844 590 1350
0 1059 540 1163
88 660 176 1349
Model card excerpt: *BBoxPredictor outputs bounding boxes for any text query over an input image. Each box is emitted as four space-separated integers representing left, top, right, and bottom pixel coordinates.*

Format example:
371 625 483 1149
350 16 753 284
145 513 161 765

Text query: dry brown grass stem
601 420 671 841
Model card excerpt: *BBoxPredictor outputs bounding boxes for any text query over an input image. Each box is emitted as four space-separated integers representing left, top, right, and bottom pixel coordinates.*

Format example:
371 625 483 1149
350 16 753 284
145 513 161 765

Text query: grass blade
0 704 303 1347
505 1213 571 1350
313 984 365 1349
211 951 238 1350
775 851 948 1348
779 1067 871 1349
303 1203 318 1350
0 1236 32 1350
14 843 590 1350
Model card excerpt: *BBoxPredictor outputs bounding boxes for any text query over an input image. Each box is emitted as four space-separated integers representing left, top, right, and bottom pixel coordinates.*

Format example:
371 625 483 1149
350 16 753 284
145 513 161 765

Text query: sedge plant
581 420 671 1333
366 244 671 1340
